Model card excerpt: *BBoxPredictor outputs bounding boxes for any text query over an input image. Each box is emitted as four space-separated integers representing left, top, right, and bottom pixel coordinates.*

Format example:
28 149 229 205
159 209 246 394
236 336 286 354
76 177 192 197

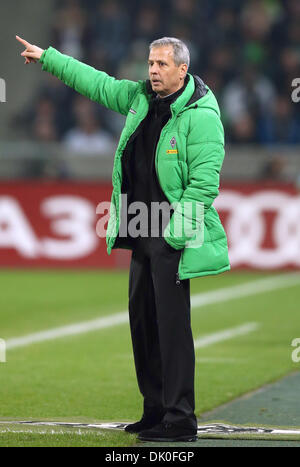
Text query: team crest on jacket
170 137 176 148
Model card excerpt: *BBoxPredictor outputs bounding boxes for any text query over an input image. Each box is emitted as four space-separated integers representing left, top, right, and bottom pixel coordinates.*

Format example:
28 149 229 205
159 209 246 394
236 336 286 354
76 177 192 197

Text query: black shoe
124 413 165 434
137 421 198 442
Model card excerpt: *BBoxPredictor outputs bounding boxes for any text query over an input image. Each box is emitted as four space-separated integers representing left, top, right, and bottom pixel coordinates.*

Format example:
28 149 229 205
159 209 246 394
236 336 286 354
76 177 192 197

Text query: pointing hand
16 35 44 64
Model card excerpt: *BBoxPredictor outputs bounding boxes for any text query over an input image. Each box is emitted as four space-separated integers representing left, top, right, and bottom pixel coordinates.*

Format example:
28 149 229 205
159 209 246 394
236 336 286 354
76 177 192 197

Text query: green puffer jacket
39 47 230 279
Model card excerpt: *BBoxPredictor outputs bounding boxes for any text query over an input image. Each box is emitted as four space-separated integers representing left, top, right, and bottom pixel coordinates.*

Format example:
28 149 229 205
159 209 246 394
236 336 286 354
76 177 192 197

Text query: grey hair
149 37 190 69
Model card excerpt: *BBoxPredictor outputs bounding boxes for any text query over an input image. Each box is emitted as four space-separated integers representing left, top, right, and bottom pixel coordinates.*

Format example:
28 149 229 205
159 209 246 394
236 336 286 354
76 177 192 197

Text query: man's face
148 45 187 97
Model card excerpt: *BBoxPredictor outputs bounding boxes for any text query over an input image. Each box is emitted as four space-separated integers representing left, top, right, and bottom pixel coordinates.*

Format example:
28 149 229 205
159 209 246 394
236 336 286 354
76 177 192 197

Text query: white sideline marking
6 312 128 350
1 420 300 436
194 322 259 349
0 428 99 436
191 272 300 309
6 273 300 351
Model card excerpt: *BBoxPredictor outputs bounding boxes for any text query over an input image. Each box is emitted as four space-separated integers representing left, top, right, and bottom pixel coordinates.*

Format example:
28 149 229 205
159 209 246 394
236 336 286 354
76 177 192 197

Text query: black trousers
128 237 197 428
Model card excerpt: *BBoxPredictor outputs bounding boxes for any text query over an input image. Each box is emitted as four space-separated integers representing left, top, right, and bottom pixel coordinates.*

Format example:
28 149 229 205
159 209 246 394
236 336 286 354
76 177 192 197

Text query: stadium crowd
15 0 300 150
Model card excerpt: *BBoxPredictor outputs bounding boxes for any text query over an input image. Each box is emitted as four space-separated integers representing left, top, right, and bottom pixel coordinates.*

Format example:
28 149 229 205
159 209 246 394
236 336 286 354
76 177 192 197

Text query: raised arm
16 35 139 115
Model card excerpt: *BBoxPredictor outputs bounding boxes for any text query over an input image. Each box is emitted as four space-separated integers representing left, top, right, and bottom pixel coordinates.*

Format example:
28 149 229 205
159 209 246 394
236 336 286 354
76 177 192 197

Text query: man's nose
150 63 159 74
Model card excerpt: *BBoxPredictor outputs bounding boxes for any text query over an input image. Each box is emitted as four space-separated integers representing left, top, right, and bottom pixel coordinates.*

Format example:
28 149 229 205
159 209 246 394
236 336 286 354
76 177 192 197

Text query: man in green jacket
17 35 230 442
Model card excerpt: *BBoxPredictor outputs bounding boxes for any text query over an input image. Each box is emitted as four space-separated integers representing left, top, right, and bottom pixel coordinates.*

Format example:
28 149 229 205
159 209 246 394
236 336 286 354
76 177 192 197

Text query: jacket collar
145 73 208 115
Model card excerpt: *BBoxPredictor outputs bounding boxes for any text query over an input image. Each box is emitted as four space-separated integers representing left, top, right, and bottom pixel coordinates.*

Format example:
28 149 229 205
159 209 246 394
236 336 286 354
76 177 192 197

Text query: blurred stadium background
0 0 300 447
0 0 300 270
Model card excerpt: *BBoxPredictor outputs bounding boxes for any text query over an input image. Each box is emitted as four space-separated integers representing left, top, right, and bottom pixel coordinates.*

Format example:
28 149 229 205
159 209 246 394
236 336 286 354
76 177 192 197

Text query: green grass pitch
0 269 299 446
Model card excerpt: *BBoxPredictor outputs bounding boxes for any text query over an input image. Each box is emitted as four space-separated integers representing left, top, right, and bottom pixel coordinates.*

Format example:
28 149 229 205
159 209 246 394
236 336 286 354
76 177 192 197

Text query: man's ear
180 63 188 79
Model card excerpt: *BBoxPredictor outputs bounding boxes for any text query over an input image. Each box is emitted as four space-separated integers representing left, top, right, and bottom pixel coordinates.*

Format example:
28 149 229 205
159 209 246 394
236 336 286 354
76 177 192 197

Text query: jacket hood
184 75 221 117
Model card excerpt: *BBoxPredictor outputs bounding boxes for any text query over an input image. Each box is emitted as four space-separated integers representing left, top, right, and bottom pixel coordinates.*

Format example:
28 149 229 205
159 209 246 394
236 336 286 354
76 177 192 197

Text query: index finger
16 35 30 47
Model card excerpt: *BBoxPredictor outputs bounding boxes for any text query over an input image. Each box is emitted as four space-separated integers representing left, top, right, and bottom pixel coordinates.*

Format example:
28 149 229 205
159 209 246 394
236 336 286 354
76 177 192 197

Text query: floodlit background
0 0 299 447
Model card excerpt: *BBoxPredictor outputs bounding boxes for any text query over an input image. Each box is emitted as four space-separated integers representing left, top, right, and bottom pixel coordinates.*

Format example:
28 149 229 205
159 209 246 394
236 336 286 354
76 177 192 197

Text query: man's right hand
16 35 44 64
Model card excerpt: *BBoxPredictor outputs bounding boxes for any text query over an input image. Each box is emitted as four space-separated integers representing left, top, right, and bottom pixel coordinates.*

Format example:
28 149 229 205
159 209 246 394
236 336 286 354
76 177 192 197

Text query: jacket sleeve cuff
39 48 48 65
39 46 57 69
